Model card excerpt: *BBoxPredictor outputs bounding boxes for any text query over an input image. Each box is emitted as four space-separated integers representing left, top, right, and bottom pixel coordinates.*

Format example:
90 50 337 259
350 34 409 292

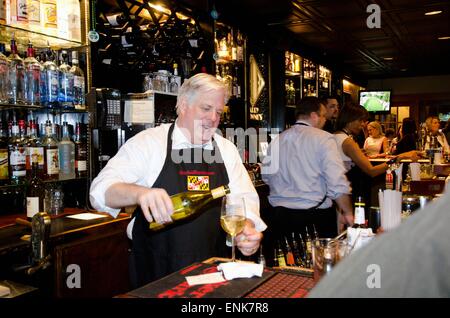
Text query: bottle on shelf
313 224 319 240
42 119 59 180
58 50 74 109
8 116 26 184
24 41 41 105
236 31 244 62
7 34 25 105
58 121 75 180
304 227 313 267
149 185 230 231
43 44 59 108
257 245 266 266
74 122 87 178
70 51 85 109
26 155 45 220
0 115 9 185
353 196 367 228
25 114 44 176
299 233 311 268
0 43 9 103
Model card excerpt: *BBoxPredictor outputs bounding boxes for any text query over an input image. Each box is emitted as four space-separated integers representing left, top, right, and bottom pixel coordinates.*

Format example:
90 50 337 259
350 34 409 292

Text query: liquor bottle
58 50 74 109
0 43 8 103
7 35 25 104
236 31 244 62
43 45 59 108
230 29 237 61
25 117 44 176
276 240 287 267
291 232 304 267
8 117 26 184
283 236 296 266
299 233 311 268
272 248 278 267
58 121 75 179
257 245 266 266
0 116 9 184
313 224 319 240
24 41 41 105
26 158 45 220
304 227 313 268
149 185 230 230
70 51 85 109
74 122 87 177
353 196 367 228
385 167 394 190
38 51 48 106
42 119 59 180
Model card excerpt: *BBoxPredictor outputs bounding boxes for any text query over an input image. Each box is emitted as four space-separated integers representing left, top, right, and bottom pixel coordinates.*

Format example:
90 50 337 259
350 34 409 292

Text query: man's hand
136 188 174 224
235 219 263 256
338 212 354 234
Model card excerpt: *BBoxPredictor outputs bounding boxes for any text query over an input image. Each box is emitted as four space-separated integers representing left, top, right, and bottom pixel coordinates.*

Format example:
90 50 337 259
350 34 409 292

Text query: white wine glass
220 195 247 262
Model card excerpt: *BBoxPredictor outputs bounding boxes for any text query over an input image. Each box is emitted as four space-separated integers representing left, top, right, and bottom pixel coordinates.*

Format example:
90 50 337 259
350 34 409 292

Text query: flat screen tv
359 90 391 112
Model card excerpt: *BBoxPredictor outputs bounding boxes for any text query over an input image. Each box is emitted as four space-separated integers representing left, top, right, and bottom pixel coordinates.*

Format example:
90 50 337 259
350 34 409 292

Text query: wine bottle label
211 186 226 199
27 197 39 218
354 206 365 225
46 148 59 175
26 147 44 168
76 160 87 172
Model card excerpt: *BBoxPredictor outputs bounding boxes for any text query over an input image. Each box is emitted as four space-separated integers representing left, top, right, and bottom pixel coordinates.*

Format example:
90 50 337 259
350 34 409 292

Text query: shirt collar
295 120 312 127
172 121 214 150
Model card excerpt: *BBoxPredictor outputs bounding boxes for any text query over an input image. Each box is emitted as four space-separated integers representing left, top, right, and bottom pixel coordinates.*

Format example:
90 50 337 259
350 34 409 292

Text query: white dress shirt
261 121 351 209
90 122 267 238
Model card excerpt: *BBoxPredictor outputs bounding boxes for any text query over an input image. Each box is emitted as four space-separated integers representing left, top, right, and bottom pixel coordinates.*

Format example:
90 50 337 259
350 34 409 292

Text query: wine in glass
220 195 246 262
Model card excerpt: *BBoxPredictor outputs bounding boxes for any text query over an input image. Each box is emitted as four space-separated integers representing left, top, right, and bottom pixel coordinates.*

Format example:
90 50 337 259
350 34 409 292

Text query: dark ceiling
180 0 450 81
100 0 450 81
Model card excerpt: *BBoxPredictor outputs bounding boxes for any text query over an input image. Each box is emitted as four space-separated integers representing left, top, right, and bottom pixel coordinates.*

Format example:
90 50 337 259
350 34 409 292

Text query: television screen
359 90 391 112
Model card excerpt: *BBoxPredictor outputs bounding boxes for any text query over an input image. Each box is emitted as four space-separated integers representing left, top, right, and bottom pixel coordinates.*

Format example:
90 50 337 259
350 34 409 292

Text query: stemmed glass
220 195 247 262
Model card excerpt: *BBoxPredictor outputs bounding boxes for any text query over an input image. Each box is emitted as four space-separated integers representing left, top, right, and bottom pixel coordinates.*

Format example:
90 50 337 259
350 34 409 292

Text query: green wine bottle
149 185 230 231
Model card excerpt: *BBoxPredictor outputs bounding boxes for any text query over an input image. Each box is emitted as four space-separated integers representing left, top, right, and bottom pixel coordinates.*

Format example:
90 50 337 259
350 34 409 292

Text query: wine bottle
283 236 295 266
276 240 287 267
291 232 303 267
353 196 366 228
149 185 230 230
26 158 45 220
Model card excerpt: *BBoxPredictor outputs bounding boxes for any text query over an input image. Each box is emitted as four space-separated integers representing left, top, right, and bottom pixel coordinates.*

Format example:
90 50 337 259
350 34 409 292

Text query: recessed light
438 36 450 40
425 10 442 16
400 68 407 72
383 57 394 61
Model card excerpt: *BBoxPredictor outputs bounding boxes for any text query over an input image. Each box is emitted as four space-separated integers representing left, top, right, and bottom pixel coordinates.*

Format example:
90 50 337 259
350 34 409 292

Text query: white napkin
379 189 402 231
217 262 263 280
347 228 375 252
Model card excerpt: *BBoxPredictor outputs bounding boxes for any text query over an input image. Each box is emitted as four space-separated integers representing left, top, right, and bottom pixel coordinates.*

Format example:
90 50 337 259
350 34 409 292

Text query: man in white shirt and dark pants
90 73 266 287
262 97 353 243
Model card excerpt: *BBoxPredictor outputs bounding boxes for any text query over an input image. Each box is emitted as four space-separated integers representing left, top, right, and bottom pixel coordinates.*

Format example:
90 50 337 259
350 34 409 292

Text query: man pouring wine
90 73 266 287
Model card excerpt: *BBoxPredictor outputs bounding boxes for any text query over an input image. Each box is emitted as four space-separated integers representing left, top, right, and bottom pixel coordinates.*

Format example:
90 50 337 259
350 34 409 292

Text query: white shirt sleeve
217 137 267 232
89 128 166 217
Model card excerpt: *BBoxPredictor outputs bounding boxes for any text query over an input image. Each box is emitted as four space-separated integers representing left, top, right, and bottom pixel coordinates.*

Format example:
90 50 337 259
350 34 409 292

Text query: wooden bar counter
0 209 132 297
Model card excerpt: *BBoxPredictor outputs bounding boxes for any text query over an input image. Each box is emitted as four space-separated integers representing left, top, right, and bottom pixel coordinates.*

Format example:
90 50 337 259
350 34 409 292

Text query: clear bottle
0 115 9 184
7 34 25 104
353 196 367 228
283 236 295 266
0 43 9 103
149 185 230 231
38 52 48 106
24 41 41 105
42 119 59 180
58 50 74 109
8 117 26 184
58 121 75 180
43 45 59 108
26 158 45 220
257 245 266 266
70 51 85 109
74 122 87 177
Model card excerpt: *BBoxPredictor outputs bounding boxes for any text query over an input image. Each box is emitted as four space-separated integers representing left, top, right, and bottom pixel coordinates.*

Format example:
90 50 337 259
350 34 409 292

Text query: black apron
131 123 229 287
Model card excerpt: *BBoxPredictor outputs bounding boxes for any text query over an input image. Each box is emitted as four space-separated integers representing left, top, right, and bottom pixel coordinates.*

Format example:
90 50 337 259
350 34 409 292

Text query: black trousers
272 206 338 241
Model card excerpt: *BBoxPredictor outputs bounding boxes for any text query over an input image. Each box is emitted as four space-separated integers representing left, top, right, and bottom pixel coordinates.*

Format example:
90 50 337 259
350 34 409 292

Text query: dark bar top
0 209 131 256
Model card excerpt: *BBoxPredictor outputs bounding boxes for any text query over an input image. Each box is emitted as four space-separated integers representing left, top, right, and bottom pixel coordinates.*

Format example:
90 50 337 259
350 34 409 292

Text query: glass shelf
0 103 87 112
0 23 83 50
0 176 88 191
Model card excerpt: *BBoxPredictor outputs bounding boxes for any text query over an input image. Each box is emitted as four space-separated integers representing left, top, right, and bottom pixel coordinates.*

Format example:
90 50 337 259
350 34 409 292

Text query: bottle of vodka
24 41 41 105
58 121 75 179
70 51 85 109
0 43 9 103
7 34 25 104
43 45 59 108
58 50 74 109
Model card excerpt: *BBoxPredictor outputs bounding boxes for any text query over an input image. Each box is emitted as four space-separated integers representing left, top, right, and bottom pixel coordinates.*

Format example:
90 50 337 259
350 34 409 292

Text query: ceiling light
383 57 394 61
438 36 450 40
425 10 442 16
400 68 407 72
